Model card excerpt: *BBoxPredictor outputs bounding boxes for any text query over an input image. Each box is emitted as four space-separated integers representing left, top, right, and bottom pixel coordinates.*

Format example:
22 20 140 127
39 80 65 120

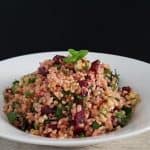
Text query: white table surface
0 131 150 150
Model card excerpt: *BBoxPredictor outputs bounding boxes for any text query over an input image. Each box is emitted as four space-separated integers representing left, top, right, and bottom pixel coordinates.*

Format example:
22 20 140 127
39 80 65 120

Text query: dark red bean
41 106 55 115
90 60 100 72
78 80 88 87
38 66 48 76
74 110 85 134
122 86 131 93
53 55 65 64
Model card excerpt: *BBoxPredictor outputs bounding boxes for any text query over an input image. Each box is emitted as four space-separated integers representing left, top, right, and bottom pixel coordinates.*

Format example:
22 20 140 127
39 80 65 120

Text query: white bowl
0 52 150 147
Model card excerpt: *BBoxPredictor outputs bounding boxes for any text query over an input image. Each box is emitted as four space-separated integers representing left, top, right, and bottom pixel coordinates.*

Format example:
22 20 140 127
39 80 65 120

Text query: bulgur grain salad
3 49 140 138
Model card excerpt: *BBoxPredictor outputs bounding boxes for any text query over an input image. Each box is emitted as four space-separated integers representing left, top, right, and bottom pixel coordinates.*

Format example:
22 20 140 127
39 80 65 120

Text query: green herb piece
78 132 85 138
24 91 34 98
11 80 19 94
122 106 132 118
30 104 36 113
83 63 89 70
64 49 88 63
74 94 85 104
55 106 63 119
92 121 101 129
54 64 61 70
76 95 84 100
104 68 112 78
12 101 20 109
115 107 132 127
89 85 93 90
7 112 18 123
13 80 19 85
100 108 108 117
66 102 73 111
28 77 36 83
21 119 29 131
68 49 78 55
112 69 120 90
34 123 40 130
11 86 17 94
44 118 56 124
114 97 120 101
114 69 120 80
44 119 51 124
104 68 120 91
63 90 72 96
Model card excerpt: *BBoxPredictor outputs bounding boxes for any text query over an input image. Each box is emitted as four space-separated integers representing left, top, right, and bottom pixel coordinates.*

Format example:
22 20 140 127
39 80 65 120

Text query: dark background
0 1 150 62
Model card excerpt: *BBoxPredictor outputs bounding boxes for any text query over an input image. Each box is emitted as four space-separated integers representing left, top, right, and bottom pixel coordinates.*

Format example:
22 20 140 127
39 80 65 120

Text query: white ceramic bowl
0 52 150 147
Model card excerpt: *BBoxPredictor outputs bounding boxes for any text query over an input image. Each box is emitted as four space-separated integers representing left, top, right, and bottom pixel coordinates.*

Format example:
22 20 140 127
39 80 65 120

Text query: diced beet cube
79 80 88 87
90 60 100 72
38 66 48 76
122 86 131 93
74 110 85 134
48 124 57 130
85 75 91 80
41 106 55 115
53 55 65 64
81 88 88 97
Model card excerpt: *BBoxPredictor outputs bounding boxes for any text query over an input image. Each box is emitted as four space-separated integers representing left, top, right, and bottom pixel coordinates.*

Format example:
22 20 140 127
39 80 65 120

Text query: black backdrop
0 1 150 62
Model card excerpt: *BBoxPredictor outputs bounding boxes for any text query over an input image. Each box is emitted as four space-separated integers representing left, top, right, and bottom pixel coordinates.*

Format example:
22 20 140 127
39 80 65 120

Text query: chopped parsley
28 77 36 83
115 106 132 127
12 101 20 109
78 132 85 138
100 108 108 117
104 68 120 91
55 106 63 119
92 121 101 129
13 80 19 85
11 80 19 94
89 85 93 90
74 94 85 104
30 104 36 113
7 112 18 123
76 95 84 100
34 123 40 130
24 91 34 98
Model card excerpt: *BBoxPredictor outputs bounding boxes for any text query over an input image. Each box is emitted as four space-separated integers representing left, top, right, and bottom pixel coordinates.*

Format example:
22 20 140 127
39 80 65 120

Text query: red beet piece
48 124 57 130
41 106 55 115
38 66 48 76
90 60 100 72
53 55 65 64
79 80 88 87
122 86 131 93
74 110 85 133
81 89 88 97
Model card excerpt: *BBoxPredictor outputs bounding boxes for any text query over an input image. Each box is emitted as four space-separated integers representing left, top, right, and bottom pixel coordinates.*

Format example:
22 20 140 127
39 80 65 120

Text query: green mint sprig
64 49 88 63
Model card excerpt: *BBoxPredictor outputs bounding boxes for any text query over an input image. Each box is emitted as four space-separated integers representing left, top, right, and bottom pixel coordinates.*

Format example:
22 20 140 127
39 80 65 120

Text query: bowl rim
0 51 150 146
0 126 150 146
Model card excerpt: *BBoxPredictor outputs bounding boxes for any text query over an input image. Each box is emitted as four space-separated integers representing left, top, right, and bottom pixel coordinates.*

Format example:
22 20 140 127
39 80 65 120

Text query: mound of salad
3 49 140 138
